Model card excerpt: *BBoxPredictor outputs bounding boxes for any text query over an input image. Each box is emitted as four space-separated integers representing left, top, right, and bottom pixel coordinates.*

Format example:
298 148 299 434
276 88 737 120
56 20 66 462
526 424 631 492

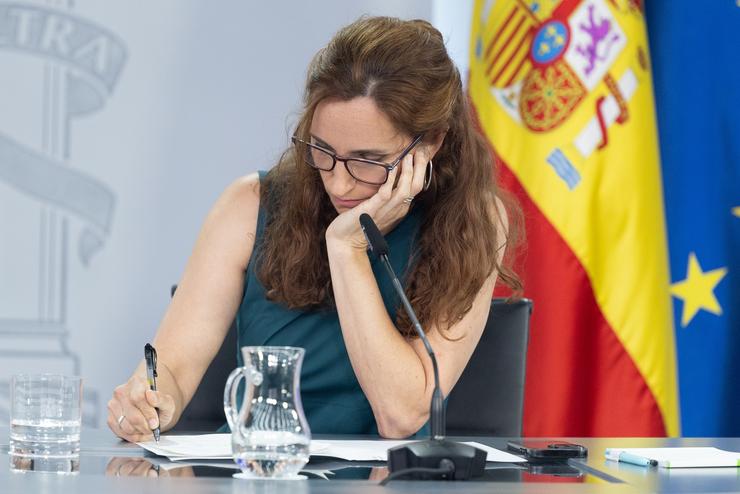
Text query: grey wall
0 0 474 426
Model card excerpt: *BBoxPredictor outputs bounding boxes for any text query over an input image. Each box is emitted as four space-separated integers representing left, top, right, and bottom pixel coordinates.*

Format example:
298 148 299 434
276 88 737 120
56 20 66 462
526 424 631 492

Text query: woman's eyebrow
310 134 335 151
310 134 390 156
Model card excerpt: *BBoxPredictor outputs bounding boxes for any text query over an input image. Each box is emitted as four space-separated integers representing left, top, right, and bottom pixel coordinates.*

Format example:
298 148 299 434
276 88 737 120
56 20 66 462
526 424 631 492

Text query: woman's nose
328 162 356 194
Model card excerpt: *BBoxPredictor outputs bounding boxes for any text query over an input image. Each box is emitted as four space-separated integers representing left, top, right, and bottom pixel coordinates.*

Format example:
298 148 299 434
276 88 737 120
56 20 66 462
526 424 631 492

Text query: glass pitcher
223 346 311 478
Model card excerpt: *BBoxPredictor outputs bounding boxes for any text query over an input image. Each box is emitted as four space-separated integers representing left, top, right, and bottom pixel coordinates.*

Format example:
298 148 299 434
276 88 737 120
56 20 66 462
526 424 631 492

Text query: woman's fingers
146 389 176 429
107 376 175 442
376 163 398 203
410 147 428 196
108 402 148 440
107 394 139 438
123 380 157 433
389 145 427 210
392 153 415 205
364 149 421 233
132 388 160 431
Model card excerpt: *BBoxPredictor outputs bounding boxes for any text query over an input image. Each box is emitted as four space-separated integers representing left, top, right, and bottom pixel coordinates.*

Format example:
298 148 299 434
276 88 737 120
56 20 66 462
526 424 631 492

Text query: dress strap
254 170 269 241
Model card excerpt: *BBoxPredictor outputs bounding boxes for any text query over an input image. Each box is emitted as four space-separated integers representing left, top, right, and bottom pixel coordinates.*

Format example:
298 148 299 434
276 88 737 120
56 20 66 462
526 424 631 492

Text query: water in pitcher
232 430 309 477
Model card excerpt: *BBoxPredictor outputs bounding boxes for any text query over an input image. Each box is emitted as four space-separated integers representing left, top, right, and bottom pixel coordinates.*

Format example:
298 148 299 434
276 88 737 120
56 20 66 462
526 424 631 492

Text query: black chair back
445 298 533 436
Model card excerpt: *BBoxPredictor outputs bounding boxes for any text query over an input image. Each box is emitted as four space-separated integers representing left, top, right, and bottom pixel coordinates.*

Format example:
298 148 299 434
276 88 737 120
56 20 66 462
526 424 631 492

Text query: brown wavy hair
256 16 521 337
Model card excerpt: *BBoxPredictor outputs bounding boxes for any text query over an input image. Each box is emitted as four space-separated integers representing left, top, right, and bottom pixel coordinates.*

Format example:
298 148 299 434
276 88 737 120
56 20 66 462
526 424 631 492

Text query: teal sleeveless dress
233 171 423 435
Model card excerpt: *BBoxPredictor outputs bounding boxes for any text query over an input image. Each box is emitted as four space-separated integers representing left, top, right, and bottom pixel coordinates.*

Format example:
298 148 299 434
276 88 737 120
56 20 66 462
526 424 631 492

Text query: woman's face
309 96 411 213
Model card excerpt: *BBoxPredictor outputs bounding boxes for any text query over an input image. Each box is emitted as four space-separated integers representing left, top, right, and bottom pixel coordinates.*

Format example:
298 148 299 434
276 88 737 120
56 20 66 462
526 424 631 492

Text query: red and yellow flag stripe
470 0 679 436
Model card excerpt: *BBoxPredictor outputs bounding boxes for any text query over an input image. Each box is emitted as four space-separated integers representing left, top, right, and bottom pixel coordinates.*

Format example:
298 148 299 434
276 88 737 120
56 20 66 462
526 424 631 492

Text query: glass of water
9 374 83 467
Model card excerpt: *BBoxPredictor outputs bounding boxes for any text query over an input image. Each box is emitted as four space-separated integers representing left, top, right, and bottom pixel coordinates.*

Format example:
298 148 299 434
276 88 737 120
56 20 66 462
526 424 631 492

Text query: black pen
144 343 161 443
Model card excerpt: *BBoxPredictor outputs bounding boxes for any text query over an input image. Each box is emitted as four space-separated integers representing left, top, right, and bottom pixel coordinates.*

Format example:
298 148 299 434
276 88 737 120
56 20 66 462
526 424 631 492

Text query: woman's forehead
310 97 407 151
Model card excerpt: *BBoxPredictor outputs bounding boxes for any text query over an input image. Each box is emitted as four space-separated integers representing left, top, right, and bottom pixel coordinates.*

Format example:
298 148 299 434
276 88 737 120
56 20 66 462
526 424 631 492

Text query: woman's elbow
375 408 429 439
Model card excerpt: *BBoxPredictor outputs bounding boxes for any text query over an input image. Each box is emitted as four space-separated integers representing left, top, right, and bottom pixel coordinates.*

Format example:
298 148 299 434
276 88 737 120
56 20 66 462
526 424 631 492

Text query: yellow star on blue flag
670 253 728 327
732 206 740 217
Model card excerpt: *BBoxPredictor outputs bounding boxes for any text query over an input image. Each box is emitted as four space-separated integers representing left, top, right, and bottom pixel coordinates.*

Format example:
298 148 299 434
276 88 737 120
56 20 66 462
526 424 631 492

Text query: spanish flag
469 0 679 436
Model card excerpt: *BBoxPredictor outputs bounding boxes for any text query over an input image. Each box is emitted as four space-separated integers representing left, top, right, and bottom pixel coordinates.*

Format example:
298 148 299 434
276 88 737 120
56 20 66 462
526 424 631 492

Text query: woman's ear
426 129 447 160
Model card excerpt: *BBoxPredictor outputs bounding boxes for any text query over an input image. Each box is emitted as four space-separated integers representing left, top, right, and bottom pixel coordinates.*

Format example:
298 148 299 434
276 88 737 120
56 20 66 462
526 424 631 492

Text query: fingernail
149 418 159 428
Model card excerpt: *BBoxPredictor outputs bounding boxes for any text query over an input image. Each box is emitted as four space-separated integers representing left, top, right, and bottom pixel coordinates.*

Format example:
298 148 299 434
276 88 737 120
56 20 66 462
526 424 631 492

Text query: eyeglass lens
307 146 388 185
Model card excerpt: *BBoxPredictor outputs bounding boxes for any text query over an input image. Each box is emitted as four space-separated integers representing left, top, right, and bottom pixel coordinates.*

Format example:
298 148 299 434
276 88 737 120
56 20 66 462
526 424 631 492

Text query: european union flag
646 2 740 436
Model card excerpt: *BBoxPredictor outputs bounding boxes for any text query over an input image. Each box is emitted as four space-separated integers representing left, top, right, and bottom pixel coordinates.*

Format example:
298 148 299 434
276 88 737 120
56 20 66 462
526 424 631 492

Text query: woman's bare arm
107 173 261 442
327 195 508 438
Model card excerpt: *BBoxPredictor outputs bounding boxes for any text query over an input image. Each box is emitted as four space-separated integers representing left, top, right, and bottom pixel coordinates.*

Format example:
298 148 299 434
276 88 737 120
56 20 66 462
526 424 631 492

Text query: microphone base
387 439 487 480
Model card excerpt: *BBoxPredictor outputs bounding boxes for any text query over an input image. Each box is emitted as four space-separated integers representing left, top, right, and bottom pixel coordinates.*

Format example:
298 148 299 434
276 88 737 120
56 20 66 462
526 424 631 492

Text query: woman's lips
332 195 367 208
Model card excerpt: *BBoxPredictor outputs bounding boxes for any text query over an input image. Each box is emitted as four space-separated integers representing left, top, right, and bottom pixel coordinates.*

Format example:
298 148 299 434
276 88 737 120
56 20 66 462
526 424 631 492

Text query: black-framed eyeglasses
291 134 424 185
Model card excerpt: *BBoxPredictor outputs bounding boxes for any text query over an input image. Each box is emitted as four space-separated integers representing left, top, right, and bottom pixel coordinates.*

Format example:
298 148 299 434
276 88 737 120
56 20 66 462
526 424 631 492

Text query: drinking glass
9 374 83 472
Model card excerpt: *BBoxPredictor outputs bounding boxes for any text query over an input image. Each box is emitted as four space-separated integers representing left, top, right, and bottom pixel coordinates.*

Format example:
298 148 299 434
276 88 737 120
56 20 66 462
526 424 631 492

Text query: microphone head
359 213 390 257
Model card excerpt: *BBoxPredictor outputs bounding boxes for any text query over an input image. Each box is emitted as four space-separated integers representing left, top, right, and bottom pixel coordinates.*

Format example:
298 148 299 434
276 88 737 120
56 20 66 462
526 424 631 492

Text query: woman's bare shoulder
222 172 261 208
197 172 262 270
210 172 260 222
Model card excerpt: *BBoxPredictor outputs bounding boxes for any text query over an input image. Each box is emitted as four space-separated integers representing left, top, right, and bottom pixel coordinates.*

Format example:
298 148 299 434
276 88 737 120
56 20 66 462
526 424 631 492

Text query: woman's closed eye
353 153 387 162
309 135 393 161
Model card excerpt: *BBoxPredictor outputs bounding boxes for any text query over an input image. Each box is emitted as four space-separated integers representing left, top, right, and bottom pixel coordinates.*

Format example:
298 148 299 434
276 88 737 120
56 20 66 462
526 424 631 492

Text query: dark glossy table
2 427 740 493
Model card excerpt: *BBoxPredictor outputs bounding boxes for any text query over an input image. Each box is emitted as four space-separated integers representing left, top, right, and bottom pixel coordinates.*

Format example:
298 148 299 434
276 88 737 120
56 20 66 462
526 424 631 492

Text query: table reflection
523 462 585 482
10 454 80 475
105 457 194 478
102 457 587 483
103 457 392 481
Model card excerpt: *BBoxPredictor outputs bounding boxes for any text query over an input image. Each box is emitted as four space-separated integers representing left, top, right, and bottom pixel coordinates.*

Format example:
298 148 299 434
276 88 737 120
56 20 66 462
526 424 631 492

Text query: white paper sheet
136 434 525 463
138 434 233 459
137 434 328 461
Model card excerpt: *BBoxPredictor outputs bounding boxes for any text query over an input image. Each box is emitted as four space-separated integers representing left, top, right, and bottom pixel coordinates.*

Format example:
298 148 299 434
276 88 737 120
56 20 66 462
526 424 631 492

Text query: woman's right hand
107 375 176 443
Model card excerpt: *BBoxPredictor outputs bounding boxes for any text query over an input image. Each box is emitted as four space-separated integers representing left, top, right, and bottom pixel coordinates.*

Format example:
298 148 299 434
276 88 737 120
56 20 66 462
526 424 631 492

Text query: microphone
359 214 485 482
359 213 390 257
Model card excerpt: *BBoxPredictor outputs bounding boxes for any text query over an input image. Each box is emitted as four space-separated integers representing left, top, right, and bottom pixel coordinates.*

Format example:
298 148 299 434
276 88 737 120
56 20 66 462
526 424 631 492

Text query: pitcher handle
224 367 247 432
224 365 263 432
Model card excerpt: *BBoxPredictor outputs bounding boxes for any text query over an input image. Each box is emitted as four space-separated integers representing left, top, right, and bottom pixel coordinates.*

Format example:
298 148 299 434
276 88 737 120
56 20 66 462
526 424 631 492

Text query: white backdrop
0 0 471 426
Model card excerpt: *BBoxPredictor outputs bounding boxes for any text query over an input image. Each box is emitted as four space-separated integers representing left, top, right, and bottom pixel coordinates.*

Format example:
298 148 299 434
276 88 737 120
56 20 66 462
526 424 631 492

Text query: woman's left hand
325 147 429 251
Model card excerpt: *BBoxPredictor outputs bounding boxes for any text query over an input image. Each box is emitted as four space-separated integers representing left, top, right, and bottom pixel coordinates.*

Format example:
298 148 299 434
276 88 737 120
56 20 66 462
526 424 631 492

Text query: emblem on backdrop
0 1 127 426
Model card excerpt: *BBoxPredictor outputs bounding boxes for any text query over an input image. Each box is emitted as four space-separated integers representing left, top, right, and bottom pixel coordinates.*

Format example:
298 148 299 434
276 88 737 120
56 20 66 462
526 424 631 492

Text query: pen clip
145 343 158 378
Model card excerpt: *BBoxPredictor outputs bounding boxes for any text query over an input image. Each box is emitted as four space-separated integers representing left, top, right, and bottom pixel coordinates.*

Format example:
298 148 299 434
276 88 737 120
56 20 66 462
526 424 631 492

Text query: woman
108 16 520 442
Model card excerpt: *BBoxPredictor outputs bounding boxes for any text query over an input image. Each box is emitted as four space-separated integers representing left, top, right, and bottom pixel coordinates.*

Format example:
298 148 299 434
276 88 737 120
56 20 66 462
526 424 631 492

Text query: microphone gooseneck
358 213 485 482
359 213 444 439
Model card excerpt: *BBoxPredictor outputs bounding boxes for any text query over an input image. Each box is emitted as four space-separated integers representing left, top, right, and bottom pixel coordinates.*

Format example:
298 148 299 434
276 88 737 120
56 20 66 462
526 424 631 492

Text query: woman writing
108 16 519 441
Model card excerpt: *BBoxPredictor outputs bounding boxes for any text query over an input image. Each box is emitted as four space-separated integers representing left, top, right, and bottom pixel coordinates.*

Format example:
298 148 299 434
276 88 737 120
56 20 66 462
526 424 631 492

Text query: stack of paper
137 434 234 461
605 447 740 468
136 434 525 463
137 434 328 461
